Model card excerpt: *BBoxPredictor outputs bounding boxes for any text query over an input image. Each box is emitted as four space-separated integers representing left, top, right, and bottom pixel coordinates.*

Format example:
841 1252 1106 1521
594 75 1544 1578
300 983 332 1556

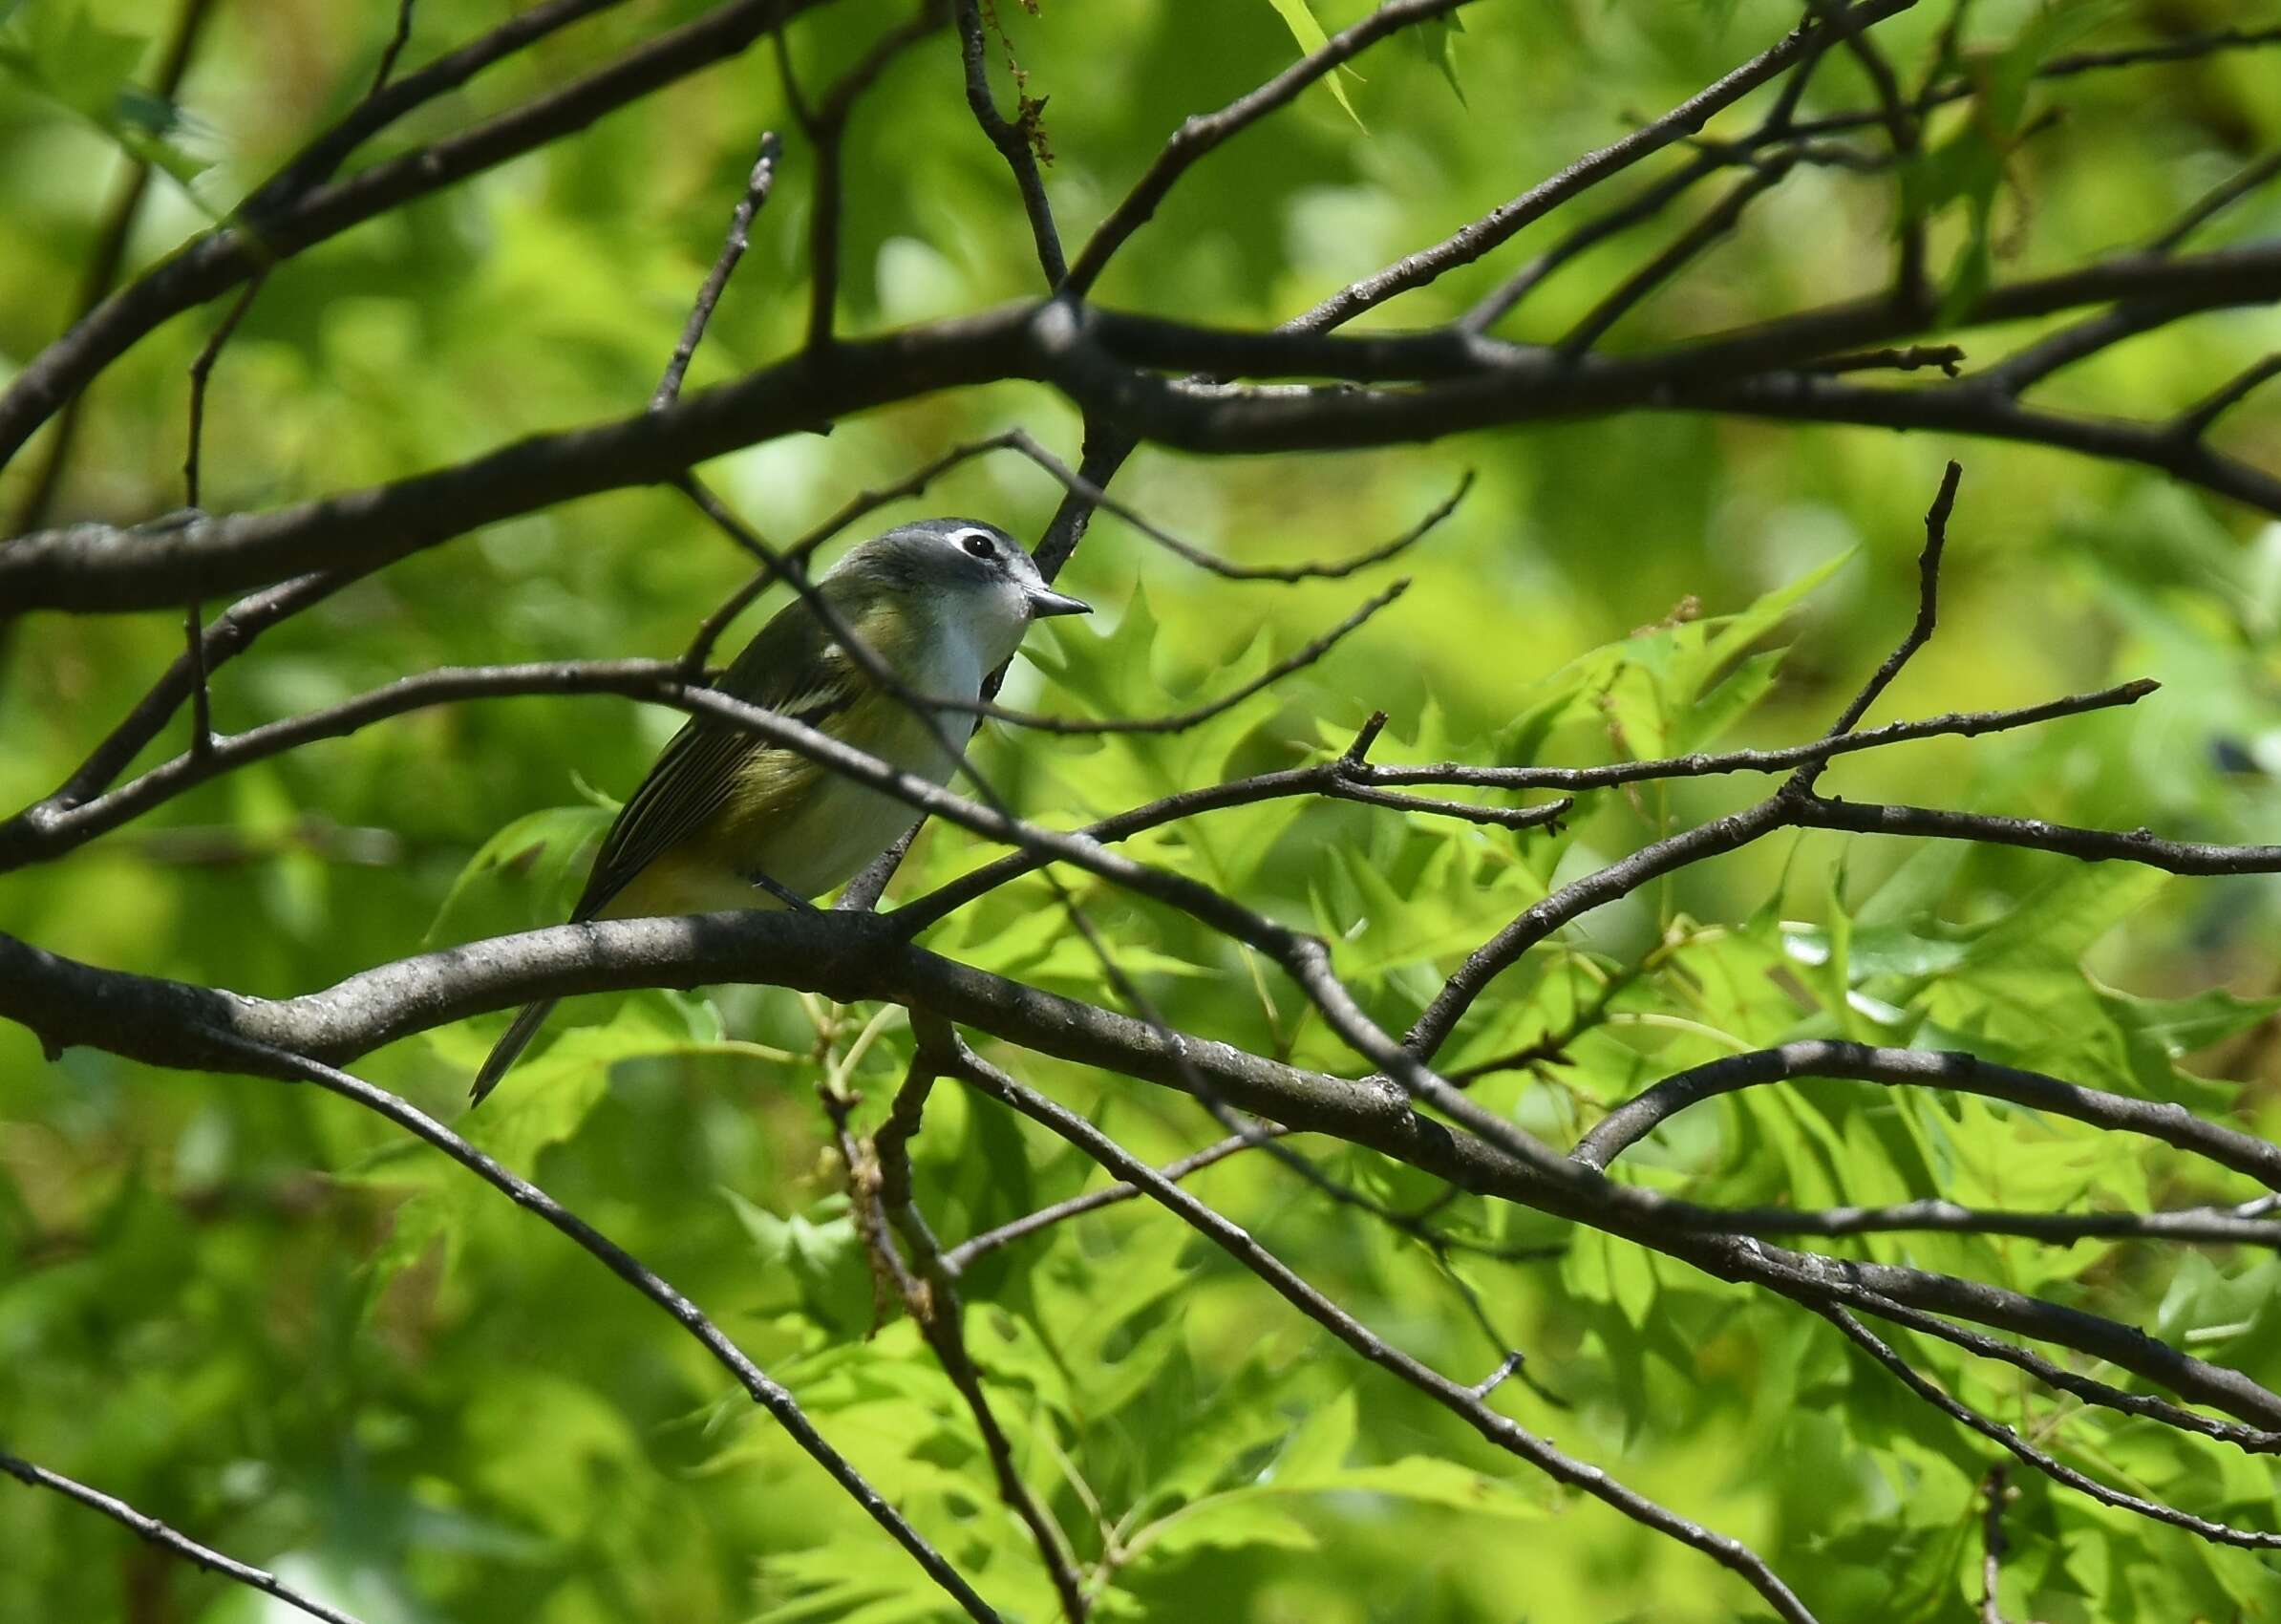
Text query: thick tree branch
18 225 2281 614
2 307 1029 612
11 908 2280 1430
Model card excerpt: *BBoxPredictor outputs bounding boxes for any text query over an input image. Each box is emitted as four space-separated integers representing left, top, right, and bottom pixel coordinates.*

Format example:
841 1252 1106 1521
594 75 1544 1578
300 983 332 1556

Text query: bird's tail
472 998 560 1105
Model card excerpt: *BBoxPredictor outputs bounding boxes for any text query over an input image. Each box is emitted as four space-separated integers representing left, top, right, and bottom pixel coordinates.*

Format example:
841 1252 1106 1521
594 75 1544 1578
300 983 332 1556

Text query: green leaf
1263 0 1362 126
1407 14 1465 105
1300 1455 1548 1518
1261 1389 1356 1483
4 3 143 120
1126 1489 1319 1561
0 5 216 200
427 802 612 942
723 1190 879 1336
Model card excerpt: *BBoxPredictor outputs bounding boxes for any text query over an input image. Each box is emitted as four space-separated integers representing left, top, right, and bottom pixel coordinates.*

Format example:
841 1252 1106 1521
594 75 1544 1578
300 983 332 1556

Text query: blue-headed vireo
471 517 1090 1101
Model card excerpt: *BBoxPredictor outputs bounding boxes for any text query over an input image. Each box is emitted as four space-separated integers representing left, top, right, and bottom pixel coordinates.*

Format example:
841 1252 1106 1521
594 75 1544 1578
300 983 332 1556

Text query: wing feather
570 596 871 920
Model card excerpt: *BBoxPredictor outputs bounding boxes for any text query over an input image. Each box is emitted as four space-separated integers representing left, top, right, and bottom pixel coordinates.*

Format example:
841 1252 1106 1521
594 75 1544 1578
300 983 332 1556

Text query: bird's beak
1027 587 1092 618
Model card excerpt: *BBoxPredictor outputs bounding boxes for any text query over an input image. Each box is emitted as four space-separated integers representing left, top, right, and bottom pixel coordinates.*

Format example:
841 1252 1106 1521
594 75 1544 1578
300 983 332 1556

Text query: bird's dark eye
960 531 996 560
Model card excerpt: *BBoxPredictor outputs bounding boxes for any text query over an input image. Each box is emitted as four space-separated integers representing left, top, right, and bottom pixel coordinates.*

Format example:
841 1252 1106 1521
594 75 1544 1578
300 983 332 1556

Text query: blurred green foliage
6 1 2281 1620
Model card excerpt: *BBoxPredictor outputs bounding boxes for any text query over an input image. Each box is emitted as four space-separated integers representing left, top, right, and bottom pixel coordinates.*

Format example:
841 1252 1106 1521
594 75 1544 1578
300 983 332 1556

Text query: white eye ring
952 527 997 560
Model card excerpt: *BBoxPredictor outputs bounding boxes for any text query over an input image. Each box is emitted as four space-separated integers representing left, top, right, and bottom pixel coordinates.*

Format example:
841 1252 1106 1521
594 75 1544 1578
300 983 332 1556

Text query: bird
471 517 1091 1102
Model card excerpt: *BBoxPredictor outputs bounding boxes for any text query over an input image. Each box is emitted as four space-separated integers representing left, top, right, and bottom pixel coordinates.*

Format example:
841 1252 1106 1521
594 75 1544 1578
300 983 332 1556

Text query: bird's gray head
835 517 1091 668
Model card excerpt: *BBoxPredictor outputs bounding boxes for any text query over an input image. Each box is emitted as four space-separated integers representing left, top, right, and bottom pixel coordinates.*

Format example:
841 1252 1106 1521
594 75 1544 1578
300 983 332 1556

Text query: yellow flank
595 613 973 918
595 849 788 920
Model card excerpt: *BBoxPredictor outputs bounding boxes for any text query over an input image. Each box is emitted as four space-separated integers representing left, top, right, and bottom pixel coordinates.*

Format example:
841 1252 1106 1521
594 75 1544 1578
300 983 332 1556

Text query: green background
6 1 2281 1619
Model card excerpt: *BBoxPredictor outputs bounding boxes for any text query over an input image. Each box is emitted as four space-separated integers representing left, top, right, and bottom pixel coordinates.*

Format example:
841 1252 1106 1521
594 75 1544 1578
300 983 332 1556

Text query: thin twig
953 0 1064 284
653 131 781 411
1571 1040 2281 1187
182 604 213 759
1681 1198 2281 1248
1790 795 2281 875
863 1060 1092 1623
1292 0 1918 334
180 273 267 763
182 276 264 509
1784 24 2281 142
790 2 948 352
1004 432 1473 583
943 1130 1269 1272
1823 1306 2281 1551
2173 353 2281 441
950 581 1411 736
1791 458 1958 791
370 0 418 96
1460 152 1727 333
936 1033 1824 1624
5 0 220 534
2150 148 2281 254
896 680 2148 930
1979 1463 2013 1624
251 0 630 214
0 1451 367 1624
1823 1287 2281 1458
214 1036 1007 1624
1803 0 1924 306
1559 158 1800 355
43 572 356 816
1062 0 1481 297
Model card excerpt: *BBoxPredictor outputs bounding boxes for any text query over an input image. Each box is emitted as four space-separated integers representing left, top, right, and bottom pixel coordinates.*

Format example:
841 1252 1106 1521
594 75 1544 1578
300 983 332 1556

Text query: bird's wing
570 597 872 921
